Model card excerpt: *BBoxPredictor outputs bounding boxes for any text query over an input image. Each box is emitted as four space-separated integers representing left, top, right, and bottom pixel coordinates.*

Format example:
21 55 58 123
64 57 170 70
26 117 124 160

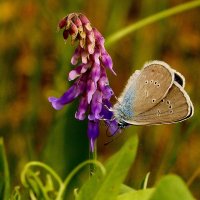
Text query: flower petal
88 90 102 120
106 119 120 136
81 51 88 64
88 120 99 152
100 99 113 120
86 80 96 103
48 84 83 110
91 63 101 83
103 86 113 100
71 46 81 65
75 96 88 120
72 15 82 28
98 70 113 99
68 63 91 81
58 17 67 29
93 28 104 48
48 97 64 110
101 51 116 75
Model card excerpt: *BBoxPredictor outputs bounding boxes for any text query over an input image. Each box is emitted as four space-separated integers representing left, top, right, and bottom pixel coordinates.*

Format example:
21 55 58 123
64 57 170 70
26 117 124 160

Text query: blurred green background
0 0 200 198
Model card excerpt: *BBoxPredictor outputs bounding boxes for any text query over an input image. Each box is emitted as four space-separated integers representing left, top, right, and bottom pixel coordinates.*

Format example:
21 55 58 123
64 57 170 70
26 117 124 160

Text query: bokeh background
0 0 200 198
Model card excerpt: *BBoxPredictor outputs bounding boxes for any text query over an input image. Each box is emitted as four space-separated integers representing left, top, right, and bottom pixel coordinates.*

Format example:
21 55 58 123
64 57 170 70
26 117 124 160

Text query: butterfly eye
169 110 173 114
157 84 160 87
166 100 170 105
150 80 153 83
145 80 148 84
169 105 172 109
161 99 165 102
154 81 158 85
152 99 156 103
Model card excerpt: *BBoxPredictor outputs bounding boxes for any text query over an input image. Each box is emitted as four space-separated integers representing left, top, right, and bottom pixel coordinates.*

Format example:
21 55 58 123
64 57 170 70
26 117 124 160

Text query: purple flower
88 120 99 152
49 13 117 151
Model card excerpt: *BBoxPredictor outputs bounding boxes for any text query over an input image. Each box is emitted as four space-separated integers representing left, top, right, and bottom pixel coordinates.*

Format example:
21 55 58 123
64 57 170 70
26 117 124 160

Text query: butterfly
111 60 194 129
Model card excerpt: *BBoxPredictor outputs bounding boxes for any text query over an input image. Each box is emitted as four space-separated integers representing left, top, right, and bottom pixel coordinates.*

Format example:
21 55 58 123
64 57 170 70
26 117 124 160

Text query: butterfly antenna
104 127 123 146
104 138 114 146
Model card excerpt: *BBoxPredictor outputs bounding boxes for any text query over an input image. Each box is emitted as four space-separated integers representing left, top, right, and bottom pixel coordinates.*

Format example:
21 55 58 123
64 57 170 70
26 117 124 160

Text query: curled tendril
24 170 50 200
56 160 106 200
20 161 63 188
20 160 106 200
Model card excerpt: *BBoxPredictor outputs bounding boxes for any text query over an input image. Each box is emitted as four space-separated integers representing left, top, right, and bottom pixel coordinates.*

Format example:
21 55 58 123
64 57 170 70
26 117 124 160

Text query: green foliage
10 186 21 200
77 134 138 200
0 138 10 200
0 135 195 200
149 175 195 200
117 189 154 200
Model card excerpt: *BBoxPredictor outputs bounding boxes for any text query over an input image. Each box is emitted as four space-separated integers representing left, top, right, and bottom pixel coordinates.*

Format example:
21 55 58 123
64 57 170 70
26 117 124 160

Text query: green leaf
77 134 138 200
150 175 195 200
117 189 154 200
0 138 10 200
119 184 136 195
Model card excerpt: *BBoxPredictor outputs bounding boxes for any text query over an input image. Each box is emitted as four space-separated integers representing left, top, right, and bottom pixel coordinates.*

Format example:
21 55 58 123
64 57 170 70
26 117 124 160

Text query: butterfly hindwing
126 82 193 125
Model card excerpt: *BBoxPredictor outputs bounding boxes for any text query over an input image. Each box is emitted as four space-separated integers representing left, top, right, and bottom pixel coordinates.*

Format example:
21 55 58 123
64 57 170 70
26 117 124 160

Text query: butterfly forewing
128 82 193 125
132 61 174 115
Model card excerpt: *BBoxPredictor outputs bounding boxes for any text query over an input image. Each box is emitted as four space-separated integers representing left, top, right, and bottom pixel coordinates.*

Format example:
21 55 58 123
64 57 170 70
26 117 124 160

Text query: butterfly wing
173 70 185 88
126 82 193 125
131 61 174 115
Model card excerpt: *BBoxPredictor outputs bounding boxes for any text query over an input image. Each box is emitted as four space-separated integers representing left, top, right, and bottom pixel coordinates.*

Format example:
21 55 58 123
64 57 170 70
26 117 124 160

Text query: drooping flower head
48 13 117 151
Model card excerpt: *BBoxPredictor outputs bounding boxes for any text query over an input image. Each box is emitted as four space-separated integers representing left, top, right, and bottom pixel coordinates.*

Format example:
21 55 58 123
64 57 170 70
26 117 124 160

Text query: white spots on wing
157 109 161 116
146 79 160 88
165 99 173 114
154 80 160 88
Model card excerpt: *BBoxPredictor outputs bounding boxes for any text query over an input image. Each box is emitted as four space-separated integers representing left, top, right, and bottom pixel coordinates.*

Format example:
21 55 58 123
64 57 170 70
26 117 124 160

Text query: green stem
0 138 10 200
56 160 105 200
89 141 97 176
106 0 200 47
187 166 200 187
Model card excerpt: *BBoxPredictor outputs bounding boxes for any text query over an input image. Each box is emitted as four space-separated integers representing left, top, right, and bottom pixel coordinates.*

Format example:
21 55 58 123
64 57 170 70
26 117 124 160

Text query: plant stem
106 0 200 47
187 166 200 187
0 138 10 200
56 160 105 200
89 141 97 176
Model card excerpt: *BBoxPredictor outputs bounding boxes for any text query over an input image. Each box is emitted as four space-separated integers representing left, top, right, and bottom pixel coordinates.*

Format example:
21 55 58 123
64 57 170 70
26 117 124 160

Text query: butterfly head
117 120 131 129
